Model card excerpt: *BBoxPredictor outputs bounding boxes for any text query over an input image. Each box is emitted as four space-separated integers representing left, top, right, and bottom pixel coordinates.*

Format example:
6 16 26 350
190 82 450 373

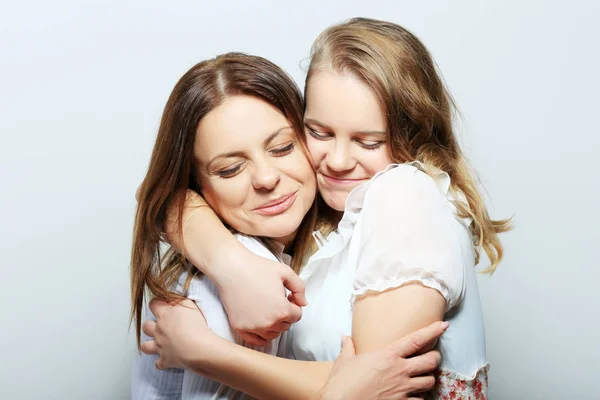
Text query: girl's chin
321 192 348 213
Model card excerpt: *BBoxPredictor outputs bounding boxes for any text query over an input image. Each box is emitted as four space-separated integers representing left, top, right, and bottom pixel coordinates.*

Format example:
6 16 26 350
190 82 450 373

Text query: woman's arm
315 327 445 400
142 299 446 400
162 190 308 346
142 297 331 400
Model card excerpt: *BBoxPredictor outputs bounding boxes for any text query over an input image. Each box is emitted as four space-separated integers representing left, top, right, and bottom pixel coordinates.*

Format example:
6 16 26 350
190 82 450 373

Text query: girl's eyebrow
304 117 330 129
304 118 386 135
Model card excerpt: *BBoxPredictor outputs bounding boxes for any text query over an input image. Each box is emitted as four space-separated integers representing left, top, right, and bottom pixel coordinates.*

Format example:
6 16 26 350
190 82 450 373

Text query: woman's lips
254 192 298 216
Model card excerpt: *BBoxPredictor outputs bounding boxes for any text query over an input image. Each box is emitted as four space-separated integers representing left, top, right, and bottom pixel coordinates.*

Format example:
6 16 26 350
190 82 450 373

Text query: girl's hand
136 187 307 347
214 252 306 346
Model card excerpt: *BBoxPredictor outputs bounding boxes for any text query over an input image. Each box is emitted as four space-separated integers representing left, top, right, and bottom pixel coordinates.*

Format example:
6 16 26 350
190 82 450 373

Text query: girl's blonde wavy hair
306 18 511 273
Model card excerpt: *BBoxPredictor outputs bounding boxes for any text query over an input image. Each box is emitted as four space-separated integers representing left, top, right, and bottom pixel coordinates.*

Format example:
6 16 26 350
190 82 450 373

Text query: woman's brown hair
306 18 511 272
130 53 318 346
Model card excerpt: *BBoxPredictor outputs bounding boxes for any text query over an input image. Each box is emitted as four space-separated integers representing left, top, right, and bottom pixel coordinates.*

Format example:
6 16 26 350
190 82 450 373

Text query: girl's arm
163 190 308 346
353 284 445 354
351 166 464 354
142 299 446 400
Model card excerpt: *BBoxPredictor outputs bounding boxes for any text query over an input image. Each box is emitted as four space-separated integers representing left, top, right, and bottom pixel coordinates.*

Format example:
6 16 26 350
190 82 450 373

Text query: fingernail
441 321 450 330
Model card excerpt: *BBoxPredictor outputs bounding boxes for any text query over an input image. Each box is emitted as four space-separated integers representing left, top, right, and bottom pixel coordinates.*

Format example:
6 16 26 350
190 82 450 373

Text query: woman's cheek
209 176 249 208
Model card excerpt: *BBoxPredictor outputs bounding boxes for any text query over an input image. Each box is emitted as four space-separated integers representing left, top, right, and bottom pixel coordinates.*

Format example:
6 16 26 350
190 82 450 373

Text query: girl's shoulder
343 161 454 220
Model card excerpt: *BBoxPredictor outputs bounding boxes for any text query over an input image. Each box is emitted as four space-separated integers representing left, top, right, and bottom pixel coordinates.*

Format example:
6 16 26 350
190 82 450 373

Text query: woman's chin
258 225 299 246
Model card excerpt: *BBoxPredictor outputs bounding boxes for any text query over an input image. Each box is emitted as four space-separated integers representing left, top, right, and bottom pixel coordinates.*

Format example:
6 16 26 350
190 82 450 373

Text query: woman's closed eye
217 162 244 178
215 142 295 178
270 141 296 156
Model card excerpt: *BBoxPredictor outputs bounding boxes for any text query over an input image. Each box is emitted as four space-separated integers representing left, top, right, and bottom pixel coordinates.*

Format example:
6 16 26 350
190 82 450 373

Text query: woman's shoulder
176 235 282 294
233 234 282 262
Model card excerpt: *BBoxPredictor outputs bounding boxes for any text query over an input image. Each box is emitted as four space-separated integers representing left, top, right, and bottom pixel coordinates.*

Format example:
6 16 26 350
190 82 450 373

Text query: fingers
155 357 168 370
148 298 170 318
282 302 302 324
268 321 292 334
395 321 449 357
287 292 296 303
408 375 436 393
177 298 200 310
140 339 158 355
281 269 307 307
406 350 441 376
337 335 356 360
142 320 157 338
241 321 290 345
239 331 267 347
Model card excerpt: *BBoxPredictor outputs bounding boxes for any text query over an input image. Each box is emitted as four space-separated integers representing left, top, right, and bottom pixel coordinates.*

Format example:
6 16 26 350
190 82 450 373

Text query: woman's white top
288 162 489 398
131 235 290 400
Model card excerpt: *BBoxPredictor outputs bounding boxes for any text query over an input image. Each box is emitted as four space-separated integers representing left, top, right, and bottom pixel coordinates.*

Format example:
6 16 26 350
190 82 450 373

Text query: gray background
1 1 598 399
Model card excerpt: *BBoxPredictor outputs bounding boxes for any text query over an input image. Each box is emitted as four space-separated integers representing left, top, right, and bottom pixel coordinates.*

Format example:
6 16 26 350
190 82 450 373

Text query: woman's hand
317 322 448 400
141 299 212 370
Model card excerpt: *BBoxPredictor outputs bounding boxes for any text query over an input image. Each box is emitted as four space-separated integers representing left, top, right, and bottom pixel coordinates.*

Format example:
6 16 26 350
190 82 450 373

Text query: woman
143 18 510 398
131 52 444 399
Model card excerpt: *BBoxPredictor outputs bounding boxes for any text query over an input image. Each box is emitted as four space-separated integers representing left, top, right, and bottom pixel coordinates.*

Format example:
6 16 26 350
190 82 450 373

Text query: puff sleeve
352 164 470 311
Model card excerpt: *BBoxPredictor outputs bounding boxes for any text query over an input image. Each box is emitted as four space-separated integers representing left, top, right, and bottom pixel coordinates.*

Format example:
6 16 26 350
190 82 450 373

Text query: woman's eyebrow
263 126 293 146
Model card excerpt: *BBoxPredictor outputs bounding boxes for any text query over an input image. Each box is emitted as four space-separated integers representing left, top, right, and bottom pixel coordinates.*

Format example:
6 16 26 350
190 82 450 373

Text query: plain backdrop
1 1 599 399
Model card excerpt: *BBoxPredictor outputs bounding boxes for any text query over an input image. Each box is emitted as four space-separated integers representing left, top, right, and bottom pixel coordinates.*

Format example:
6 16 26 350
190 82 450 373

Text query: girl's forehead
305 69 386 132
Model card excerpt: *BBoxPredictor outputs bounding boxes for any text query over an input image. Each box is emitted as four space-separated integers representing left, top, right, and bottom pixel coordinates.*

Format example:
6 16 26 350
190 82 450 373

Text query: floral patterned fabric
428 364 490 399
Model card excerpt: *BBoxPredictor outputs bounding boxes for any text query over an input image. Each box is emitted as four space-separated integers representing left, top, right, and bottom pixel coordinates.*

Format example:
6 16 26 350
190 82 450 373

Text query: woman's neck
274 230 297 254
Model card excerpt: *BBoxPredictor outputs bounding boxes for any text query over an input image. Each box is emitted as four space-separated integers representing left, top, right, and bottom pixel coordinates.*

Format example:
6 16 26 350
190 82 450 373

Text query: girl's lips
254 192 297 216
321 174 367 185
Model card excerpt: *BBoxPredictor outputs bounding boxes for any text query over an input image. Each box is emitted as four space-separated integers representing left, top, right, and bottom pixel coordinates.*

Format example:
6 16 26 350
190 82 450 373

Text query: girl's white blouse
287 162 489 394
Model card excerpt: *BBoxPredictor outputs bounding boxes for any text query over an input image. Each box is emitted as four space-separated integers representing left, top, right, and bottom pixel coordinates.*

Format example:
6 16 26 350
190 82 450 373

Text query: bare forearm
185 335 332 400
165 191 247 279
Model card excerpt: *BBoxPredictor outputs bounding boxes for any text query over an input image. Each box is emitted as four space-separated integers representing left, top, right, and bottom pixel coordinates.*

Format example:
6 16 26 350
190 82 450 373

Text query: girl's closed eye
306 127 332 140
356 140 385 150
